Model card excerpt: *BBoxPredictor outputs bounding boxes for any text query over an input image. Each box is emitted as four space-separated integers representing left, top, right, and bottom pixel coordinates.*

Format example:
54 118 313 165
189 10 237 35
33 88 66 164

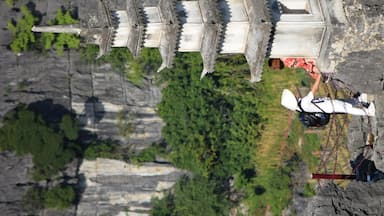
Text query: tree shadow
3 99 120 212
25 2 43 24
27 99 72 131
83 96 105 125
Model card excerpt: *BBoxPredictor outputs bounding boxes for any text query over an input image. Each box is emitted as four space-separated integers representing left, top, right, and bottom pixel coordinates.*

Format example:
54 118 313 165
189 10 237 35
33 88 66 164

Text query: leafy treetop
0 105 79 180
7 5 38 53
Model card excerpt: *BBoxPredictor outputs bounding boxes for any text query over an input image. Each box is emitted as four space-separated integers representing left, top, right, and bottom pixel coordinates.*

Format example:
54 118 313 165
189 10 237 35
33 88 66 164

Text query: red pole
311 173 356 180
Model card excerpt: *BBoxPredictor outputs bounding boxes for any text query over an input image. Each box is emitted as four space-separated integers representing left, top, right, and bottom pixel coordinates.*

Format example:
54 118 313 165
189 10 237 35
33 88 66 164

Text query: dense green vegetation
157 53 261 178
149 53 262 214
38 8 80 55
0 105 79 180
84 140 121 160
60 114 80 140
7 5 79 55
23 185 75 213
149 52 319 215
0 105 81 212
151 176 229 216
44 185 75 209
7 5 38 53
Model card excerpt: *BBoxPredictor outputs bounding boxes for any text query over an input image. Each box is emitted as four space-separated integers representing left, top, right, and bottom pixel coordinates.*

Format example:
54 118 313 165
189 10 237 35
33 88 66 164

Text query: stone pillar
270 0 327 58
31 25 82 35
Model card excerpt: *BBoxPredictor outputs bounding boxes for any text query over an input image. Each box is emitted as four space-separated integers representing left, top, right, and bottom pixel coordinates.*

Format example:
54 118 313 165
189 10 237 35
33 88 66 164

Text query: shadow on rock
351 153 384 182
27 99 72 130
84 96 105 125
25 2 43 24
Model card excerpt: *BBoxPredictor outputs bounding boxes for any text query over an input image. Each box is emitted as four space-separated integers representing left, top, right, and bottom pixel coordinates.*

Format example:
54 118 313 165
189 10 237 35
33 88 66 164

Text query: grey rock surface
336 49 384 171
320 0 384 73
305 0 384 215
0 152 33 216
283 162 312 216
0 0 164 215
306 181 384 216
77 159 187 216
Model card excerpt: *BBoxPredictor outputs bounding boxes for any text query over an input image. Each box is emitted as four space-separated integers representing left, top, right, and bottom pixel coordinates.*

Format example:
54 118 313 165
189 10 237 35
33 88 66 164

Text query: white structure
270 0 328 58
32 0 339 82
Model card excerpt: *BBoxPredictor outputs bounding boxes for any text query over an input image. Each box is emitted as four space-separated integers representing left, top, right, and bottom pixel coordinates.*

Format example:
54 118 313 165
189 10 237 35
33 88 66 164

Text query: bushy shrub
44 185 75 209
151 176 229 216
40 8 80 55
7 5 38 53
84 141 120 160
0 105 79 180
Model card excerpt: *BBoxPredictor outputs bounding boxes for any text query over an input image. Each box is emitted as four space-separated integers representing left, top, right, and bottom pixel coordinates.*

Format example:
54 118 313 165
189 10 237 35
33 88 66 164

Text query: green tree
84 141 120 160
44 185 75 209
34 8 80 54
50 9 80 55
60 114 79 140
151 193 173 216
157 53 261 177
0 105 77 180
38 32 55 51
7 5 38 53
151 176 229 216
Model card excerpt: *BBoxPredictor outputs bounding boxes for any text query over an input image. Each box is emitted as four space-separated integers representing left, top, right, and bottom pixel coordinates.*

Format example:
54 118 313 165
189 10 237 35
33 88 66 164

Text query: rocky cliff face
0 0 165 215
0 0 163 148
320 0 384 73
306 181 384 216
77 159 187 216
0 153 33 216
305 0 384 215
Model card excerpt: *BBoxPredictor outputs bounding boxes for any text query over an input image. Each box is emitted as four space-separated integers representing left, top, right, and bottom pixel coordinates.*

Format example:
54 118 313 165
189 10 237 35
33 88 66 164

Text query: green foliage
131 144 167 163
47 8 80 55
157 53 261 177
0 105 78 180
302 183 316 197
7 6 79 54
7 5 38 53
54 32 80 55
249 165 296 215
153 53 265 214
60 114 79 140
151 193 173 216
44 185 75 209
151 176 229 216
80 44 100 61
97 48 132 72
38 32 55 50
23 185 76 211
131 146 157 163
84 141 121 160
54 9 78 25
122 48 161 86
